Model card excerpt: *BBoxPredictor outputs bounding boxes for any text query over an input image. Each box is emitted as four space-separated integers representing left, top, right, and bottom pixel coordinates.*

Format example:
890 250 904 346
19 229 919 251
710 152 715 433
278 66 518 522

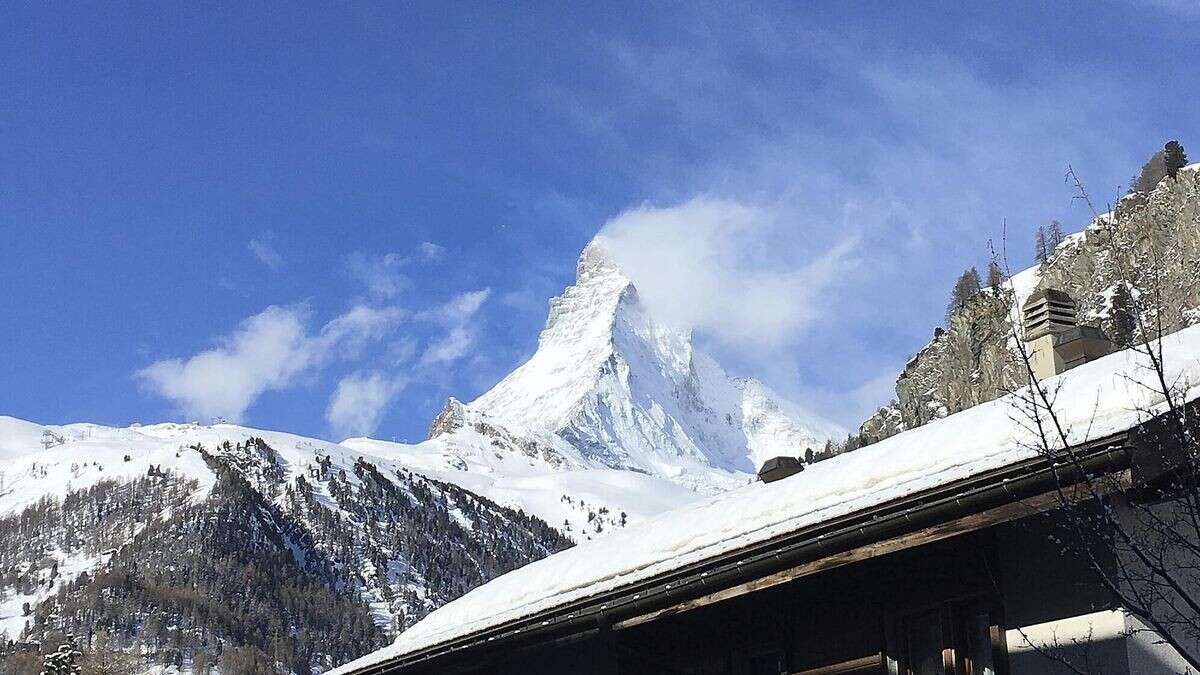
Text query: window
904 610 947 675
890 600 1005 675
961 608 997 675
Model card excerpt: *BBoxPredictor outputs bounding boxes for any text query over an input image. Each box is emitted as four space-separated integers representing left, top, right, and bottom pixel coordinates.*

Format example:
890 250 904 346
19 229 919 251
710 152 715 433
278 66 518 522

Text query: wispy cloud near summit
597 198 857 350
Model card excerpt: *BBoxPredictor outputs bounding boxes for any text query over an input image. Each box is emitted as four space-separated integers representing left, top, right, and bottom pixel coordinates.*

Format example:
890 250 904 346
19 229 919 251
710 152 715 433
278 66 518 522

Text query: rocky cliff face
860 289 1020 443
1037 167 1200 336
860 165 1200 443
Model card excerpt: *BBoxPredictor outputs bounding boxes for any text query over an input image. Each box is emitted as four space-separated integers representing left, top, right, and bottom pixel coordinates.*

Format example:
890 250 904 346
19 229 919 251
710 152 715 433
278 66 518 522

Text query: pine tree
986 260 1004 290
82 631 139 675
1165 140 1188 179
1034 226 1049 264
1048 220 1064 251
40 637 82 674
1110 283 1137 347
1132 149 1168 193
946 267 982 321
842 433 862 453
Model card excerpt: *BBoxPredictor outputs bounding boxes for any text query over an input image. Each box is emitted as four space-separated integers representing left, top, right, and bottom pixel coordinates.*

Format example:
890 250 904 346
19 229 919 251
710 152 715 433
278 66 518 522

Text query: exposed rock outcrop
427 397 467 439
860 167 1200 444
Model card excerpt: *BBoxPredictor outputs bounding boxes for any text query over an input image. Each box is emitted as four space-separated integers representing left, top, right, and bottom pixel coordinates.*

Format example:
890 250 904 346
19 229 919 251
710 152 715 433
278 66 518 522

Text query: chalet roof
332 324 1200 675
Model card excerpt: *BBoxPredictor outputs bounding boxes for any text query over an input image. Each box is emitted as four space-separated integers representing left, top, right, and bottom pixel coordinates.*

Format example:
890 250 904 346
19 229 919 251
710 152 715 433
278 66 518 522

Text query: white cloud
417 288 492 326
136 304 403 422
420 327 475 366
346 252 410 299
248 238 285 270
326 371 407 439
386 336 419 365
596 198 856 350
346 244 451 299
540 16 1160 426
319 304 407 356
417 289 492 366
419 241 445 260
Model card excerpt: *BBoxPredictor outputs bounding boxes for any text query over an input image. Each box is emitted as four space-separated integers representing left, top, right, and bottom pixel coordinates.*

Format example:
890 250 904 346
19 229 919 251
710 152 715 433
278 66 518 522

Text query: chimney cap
758 456 804 483
1022 287 1075 308
1023 287 1079 340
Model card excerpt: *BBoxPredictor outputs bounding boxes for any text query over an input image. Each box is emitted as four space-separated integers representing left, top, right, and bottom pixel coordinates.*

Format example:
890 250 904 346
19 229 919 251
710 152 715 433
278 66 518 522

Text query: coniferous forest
0 439 571 674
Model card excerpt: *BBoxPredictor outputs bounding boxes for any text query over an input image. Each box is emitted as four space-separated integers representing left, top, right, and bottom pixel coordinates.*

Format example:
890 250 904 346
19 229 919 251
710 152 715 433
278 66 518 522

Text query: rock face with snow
859 165 1200 444
424 242 841 493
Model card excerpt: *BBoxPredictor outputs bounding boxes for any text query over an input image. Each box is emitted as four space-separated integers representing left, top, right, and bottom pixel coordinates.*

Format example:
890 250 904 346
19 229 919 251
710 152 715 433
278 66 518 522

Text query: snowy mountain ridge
0 415 570 671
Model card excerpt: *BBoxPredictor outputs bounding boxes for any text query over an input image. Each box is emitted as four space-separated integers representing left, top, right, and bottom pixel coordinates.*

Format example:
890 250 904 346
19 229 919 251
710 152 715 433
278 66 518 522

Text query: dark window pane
966 611 995 675
746 651 781 674
905 610 944 675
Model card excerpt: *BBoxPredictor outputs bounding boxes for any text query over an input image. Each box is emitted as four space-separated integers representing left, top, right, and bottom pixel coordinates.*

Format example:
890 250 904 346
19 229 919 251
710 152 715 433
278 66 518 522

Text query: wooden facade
389 510 1130 675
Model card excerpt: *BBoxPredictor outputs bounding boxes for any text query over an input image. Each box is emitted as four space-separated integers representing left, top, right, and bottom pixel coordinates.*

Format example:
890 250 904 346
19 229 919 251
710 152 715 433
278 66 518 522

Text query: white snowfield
330 323 1200 674
0 419 363 517
0 418 688 531
341 433 701 538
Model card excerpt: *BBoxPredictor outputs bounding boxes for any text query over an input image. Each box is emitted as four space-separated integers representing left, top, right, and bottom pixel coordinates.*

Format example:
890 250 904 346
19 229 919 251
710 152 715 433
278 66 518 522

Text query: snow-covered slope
0 417 569 668
0 419 223 515
341 432 699 540
356 241 842 510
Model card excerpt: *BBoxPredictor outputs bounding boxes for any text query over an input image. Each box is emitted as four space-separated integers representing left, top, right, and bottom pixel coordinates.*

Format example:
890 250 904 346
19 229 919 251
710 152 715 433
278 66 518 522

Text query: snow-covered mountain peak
536 240 636 352
444 238 844 491
427 396 467 439
0 238 845 666
473 240 668 433
574 237 626 283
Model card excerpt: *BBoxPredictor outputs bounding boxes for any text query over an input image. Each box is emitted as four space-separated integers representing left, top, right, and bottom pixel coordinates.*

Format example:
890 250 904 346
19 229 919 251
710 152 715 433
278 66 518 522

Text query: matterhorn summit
345 239 842 532
473 238 842 482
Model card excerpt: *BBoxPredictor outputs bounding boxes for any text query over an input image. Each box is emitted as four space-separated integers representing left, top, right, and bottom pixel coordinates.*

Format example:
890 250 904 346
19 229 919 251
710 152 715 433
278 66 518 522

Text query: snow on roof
332 324 1200 674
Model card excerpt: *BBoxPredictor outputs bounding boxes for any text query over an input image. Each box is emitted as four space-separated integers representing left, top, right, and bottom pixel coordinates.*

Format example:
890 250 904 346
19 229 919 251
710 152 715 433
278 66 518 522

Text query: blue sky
2 1 1197 441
